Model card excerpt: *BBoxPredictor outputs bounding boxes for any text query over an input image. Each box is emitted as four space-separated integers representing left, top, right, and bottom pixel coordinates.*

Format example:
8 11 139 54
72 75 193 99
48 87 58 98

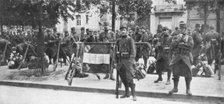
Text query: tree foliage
0 0 80 28
118 0 153 17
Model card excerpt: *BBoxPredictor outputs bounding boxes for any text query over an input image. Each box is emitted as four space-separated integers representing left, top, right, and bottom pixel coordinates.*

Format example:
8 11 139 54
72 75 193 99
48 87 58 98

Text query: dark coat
116 36 136 77
203 30 221 64
156 31 171 72
170 33 194 77
192 29 203 58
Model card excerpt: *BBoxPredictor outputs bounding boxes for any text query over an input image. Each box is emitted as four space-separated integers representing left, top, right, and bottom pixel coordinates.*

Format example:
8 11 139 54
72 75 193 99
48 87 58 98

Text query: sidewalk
0 65 224 100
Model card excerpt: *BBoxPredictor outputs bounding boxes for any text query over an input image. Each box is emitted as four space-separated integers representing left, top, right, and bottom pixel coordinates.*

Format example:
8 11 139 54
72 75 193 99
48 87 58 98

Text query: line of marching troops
0 21 223 101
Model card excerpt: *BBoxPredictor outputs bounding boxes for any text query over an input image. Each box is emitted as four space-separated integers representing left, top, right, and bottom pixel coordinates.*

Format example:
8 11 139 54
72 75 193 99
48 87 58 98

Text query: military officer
116 25 137 101
169 21 194 96
192 24 203 65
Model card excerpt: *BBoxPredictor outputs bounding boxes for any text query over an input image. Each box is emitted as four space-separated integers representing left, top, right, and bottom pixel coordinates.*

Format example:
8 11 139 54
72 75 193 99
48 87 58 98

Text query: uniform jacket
156 31 171 61
204 30 221 60
170 32 194 70
192 29 203 58
116 36 136 76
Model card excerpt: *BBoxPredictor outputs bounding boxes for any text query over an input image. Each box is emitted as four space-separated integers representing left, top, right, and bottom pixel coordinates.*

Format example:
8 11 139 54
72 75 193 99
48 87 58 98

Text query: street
0 85 222 104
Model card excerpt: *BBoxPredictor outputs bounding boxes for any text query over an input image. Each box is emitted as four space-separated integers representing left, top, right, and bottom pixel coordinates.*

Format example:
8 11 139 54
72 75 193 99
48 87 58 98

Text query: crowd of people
0 21 224 101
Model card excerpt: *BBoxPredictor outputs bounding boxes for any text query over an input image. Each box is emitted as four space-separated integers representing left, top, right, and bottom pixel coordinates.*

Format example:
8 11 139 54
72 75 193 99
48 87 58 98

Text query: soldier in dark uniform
80 27 86 42
154 27 171 85
203 26 221 73
116 25 137 101
169 21 194 96
192 24 203 65
71 27 79 42
99 26 110 42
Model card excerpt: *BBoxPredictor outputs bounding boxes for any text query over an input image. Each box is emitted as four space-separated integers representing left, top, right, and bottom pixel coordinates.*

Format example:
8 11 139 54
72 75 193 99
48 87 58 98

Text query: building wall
56 4 121 34
187 5 224 33
150 0 187 35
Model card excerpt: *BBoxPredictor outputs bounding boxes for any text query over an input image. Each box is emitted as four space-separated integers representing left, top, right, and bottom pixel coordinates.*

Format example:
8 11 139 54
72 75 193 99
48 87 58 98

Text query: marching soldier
169 21 194 96
192 24 203 65
116 25 137 101
154 27 171 85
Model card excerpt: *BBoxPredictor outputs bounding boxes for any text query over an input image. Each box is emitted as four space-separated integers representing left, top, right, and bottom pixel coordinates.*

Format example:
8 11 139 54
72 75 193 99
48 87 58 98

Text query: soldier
133 26 141 42
99 26 110 42
80 27 86 42
203 26 221 73
169 21 194 96
71 27 79 42
45 29 56 43
85 29 97 42
192 24 203 65
154 27 171 85
116 25 137 101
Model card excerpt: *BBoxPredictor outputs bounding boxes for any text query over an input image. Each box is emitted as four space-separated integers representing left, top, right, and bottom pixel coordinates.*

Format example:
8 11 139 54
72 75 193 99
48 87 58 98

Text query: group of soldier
114 20 224 101
0 20 223 101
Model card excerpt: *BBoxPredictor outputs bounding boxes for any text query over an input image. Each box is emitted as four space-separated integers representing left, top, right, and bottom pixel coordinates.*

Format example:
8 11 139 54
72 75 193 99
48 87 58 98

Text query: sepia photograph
0 0 224 104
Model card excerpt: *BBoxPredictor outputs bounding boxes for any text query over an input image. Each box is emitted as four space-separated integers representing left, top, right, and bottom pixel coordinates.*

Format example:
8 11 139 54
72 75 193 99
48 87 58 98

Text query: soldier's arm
188 36 194 49
194 32 203 44
129 38 136 58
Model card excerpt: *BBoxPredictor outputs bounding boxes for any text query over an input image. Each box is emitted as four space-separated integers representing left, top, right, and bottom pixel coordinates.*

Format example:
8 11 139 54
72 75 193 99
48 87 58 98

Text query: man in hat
80 27 86 42
204 25 221 73
192 24 203 65
116 25 137 101
169 21 194 96
71 27 79 42
99 26 110 42
154 27 171 85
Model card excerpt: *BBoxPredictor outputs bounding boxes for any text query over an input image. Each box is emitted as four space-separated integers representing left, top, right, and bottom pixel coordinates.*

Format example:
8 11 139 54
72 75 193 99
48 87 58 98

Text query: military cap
120 25 127 30
195 24 200 27
104 26 109 30
179 21 186 25
81 27 85 30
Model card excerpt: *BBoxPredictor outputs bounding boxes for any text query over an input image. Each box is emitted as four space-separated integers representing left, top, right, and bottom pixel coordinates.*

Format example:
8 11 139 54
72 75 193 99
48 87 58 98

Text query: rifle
53 40 61 71
18 43 29 70
65 42 82 86
115 41 122 98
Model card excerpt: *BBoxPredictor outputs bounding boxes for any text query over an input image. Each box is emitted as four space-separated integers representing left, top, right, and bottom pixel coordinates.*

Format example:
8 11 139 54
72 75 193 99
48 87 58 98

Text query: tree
0 0 99 74
117 0 153 28
185 0 224 33
96 0 153 30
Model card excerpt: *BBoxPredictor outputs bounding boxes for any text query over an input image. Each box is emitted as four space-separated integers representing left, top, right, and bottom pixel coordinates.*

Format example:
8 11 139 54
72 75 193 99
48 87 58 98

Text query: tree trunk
216 0 220 33
37 21 46 74
112 0 116 32
203 3 208 25
37 5 46 75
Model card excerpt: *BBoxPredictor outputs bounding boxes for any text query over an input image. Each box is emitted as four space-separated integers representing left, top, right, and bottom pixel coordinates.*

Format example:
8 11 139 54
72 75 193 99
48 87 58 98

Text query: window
76 15 81 26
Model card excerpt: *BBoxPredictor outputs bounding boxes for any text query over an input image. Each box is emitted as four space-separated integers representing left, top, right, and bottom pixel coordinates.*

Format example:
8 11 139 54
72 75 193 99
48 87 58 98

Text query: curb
0 81 223 101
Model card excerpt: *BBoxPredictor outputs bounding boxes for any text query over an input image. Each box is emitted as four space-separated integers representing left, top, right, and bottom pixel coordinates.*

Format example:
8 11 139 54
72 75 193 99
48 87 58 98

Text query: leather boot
110 69 115 80
169 78 179 95
154 74 163 83
130 83 137 101
185 78 192 96
120 86 130 98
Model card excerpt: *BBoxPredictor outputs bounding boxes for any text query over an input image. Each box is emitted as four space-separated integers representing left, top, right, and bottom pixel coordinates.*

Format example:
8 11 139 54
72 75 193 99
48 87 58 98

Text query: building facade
150 0 187 34
56 2 121 34
185 0 224 33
